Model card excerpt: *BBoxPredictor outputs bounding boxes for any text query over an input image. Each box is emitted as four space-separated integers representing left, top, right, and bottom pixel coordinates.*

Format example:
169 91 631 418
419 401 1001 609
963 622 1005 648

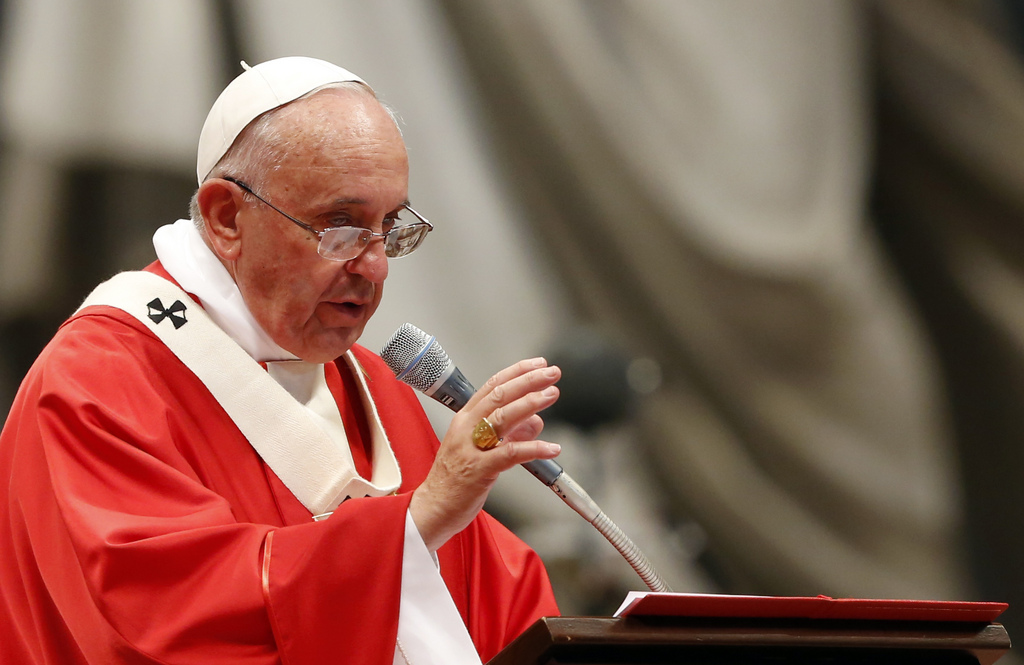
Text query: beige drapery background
438 0 968 601
2 0 1023 638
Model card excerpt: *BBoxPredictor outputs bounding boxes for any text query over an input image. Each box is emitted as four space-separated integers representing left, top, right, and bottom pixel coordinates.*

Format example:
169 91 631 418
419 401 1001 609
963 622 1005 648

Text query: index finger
462 357 549 413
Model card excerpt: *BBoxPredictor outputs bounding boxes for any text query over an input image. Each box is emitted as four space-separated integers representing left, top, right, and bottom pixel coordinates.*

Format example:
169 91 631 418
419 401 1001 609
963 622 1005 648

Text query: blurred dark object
545 326 660 432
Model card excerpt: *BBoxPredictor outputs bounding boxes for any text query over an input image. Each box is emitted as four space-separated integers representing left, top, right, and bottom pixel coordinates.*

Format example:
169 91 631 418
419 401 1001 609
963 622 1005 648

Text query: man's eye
324 218 355 230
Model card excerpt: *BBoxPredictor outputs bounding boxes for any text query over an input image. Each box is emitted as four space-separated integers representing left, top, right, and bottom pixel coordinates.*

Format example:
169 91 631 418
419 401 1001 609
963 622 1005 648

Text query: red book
614 592 1008 623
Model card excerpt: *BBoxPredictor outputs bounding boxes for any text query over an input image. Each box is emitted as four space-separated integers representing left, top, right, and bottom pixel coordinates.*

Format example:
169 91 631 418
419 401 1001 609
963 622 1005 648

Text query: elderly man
0 57 561 664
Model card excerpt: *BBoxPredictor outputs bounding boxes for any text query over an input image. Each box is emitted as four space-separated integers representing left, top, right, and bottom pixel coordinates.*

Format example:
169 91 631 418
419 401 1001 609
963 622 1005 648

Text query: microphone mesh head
380 323 452 392
380 323 428 374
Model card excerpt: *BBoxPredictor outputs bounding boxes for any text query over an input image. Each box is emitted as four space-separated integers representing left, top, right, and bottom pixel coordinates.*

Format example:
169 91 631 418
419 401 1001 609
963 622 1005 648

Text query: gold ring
472 417 501 451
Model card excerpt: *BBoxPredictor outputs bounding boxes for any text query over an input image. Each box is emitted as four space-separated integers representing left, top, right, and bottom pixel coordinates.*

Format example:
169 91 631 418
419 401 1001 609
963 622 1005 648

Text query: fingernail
546 442 561 455
542 386 558 397
531 357 546 367
544 367 559 378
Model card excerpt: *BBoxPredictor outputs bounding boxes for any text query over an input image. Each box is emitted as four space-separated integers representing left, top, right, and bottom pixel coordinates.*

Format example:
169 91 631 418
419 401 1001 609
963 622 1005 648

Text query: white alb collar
153 219 298 362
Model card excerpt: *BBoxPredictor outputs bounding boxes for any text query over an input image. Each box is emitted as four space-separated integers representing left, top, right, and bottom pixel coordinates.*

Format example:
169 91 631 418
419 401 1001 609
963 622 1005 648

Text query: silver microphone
380 323 670 592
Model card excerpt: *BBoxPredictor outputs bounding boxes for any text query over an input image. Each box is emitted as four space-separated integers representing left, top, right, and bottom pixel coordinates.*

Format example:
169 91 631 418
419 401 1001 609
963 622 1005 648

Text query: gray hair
189 82 402 230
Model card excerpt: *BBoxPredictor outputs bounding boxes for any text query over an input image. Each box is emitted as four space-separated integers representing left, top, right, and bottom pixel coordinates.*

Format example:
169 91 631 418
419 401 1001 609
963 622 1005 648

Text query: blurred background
2 0 1024 646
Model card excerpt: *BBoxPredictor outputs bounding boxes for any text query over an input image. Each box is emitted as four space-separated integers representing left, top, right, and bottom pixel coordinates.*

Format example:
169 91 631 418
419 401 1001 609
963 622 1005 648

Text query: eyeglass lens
318 221 430 260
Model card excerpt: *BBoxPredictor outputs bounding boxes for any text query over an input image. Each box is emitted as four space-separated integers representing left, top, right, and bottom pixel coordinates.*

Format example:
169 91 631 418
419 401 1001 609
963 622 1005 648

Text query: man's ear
197 178 244 261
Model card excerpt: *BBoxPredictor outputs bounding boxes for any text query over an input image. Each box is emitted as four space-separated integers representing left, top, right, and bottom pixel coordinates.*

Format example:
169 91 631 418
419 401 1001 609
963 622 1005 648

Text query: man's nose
345 237 389 282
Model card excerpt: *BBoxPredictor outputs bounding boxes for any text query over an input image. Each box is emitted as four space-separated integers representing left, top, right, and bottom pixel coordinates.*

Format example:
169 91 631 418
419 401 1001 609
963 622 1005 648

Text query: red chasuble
0 267 558 664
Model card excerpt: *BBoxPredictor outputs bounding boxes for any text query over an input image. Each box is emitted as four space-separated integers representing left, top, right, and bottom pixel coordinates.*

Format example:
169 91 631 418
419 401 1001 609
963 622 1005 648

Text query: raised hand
409 358 562 552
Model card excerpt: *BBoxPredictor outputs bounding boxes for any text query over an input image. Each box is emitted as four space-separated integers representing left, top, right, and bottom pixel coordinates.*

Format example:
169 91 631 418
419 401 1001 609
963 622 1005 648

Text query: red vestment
0 267 557 664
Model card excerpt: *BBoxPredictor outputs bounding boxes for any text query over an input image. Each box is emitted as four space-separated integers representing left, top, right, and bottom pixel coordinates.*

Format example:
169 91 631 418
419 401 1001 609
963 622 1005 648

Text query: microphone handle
425 363 671 592
424 364 476 411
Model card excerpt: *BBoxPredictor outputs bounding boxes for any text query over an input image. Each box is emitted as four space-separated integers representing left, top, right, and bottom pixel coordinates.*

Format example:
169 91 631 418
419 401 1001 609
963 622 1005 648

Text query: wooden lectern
487 594 1012 665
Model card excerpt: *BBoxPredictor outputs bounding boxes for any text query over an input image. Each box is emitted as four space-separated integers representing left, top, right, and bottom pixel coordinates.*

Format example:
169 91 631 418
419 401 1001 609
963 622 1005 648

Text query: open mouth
320 300 366 323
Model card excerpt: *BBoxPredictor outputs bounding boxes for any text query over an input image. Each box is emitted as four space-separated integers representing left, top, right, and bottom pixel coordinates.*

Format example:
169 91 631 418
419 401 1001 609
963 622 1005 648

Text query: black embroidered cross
147 298 188 329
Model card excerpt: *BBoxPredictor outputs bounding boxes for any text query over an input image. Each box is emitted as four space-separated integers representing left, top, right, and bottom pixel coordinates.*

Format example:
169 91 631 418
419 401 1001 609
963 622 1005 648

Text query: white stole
76 271 400 516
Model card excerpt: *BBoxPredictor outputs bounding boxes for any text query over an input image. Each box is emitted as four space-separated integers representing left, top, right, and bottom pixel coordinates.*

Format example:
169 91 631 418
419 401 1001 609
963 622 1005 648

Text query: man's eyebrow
325 198 411 209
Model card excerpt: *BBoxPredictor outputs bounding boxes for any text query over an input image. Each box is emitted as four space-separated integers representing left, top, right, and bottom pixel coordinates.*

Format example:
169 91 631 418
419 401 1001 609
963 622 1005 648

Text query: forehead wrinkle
268 90 407 173
328 197 368 207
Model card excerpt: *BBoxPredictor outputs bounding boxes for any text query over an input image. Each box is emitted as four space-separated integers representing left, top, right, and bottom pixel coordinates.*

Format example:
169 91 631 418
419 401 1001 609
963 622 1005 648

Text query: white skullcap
196 56 367 184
